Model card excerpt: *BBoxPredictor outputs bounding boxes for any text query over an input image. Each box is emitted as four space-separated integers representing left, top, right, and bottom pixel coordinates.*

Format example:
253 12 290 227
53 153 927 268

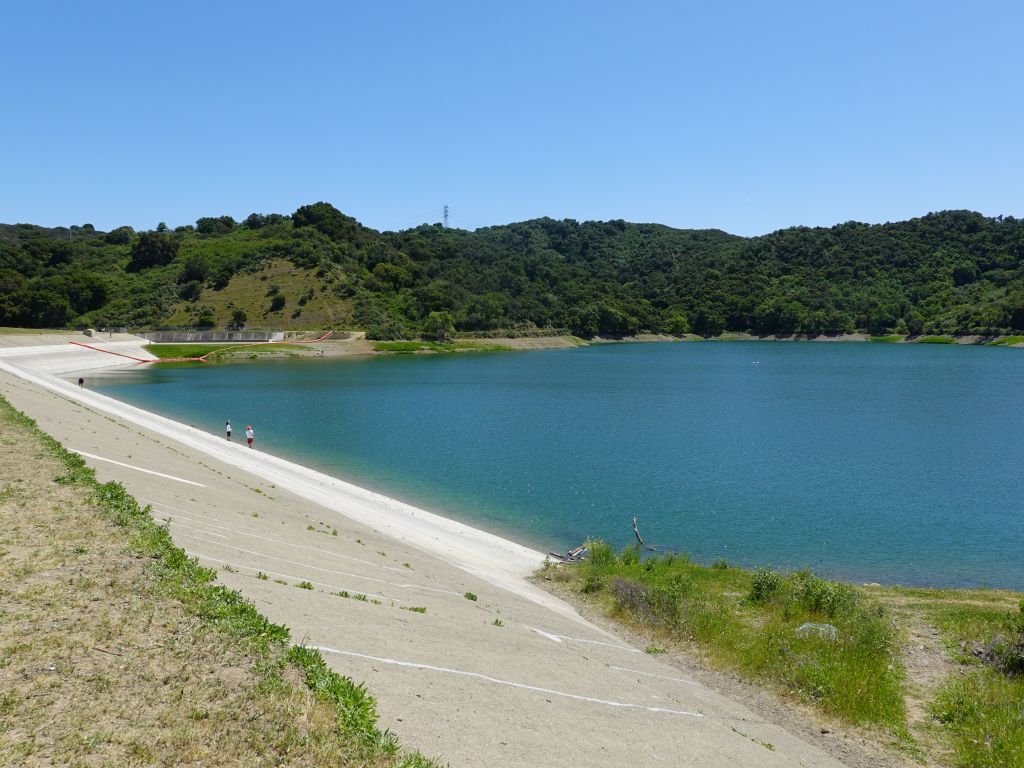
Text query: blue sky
2 1 1021 235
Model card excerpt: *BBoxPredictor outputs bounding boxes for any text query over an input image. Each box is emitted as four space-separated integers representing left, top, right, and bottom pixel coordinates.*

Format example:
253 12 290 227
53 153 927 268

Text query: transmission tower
442 204 449 229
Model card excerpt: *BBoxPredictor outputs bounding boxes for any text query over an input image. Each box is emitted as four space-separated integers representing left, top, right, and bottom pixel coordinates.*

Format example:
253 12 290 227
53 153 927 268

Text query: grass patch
920 598 1024 766
913 335 956 344
556 541 905 728
148 342 308 360
989 335 1024 346
870 335 905 343
146 343 240 358
931 672 1024 768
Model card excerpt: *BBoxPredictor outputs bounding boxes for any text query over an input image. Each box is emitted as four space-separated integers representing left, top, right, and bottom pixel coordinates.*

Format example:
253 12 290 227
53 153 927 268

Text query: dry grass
163 258 355 330
0 397 436 767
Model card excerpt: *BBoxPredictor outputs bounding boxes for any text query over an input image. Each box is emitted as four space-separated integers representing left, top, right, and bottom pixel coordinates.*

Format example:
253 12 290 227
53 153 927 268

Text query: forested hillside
2 204 1022 339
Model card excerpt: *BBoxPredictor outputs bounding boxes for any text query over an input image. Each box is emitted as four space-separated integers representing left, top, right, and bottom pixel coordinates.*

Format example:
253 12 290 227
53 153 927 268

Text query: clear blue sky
2 1 1021 236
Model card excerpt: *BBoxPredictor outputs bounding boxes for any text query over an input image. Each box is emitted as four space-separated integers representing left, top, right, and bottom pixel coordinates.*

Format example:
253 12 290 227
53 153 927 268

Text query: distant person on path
225 420 232 440
77 377 84 388
246 425 254 448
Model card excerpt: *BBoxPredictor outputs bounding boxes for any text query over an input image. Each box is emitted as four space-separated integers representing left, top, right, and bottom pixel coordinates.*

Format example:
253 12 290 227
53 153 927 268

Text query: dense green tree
196 216 237 235
292 202 364 244
180 253 210 284
104 226 134 245
422 311 456 342
128 231 179 270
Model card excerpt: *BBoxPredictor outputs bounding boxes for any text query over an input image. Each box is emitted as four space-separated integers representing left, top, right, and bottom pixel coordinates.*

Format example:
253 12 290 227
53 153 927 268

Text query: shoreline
0 342 569 618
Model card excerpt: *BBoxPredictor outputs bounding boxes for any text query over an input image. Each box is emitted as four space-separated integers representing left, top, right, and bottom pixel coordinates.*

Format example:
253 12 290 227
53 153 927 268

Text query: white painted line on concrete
182 532 463 596
608 665 702 687
527 626 641 653
69 449 206 487
312 645 703 718
530 627 563 643
188 553 397 603
143 501 408 572
169 521 227 540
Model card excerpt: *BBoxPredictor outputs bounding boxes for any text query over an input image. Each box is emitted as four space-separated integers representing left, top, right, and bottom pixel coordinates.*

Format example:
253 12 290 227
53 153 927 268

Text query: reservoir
92 341 1024 590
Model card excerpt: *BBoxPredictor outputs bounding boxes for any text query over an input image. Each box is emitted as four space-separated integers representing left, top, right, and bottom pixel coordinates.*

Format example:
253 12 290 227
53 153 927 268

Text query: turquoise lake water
91 342 1024 590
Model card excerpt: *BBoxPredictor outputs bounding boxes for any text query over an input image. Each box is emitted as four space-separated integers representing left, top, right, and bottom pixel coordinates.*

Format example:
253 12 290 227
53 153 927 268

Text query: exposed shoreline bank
3 327 1021 368
148 330 1024 360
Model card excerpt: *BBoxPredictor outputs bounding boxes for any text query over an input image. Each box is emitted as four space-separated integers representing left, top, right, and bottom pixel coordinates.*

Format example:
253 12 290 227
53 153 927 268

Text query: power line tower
442 204 449 229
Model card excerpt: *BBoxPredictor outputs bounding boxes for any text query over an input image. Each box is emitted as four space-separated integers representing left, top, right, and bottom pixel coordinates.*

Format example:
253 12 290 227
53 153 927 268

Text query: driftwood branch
632 515 644 547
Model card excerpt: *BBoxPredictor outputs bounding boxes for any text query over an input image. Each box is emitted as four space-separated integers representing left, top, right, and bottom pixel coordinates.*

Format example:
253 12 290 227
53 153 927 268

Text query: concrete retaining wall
139 331 284 343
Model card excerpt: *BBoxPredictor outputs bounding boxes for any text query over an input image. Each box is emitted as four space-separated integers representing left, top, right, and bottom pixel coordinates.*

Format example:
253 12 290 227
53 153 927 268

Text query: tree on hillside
128 232 179 270
179 253 210 284
292 202 363 243
104 226 134 245
421 311 455 342
196 216 237 235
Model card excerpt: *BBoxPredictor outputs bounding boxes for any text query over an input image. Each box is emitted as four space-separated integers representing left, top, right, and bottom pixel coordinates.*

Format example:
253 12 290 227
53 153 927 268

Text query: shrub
608 577 650 617
748 568 783 603
793 570 859 618
619 544 641 567
995 600 1024 676
586 539 615 569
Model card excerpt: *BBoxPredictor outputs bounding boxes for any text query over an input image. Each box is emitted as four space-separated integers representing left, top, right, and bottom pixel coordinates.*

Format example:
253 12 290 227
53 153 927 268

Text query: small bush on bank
995 601 1024 676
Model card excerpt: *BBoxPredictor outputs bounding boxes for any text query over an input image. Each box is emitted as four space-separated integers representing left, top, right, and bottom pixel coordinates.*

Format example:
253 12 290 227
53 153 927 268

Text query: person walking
245 425 254 448
225 420 232 440
77 377 84 388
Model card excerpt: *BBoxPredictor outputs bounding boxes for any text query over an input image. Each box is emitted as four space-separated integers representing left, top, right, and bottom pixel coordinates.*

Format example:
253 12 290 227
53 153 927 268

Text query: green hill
2 204 1022 339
